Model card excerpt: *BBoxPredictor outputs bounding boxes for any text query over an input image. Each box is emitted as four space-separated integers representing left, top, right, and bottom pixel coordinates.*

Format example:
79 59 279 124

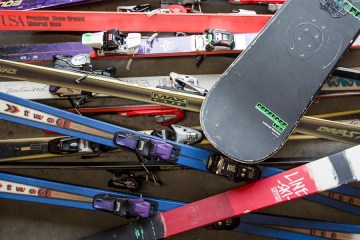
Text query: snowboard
200 0 360 163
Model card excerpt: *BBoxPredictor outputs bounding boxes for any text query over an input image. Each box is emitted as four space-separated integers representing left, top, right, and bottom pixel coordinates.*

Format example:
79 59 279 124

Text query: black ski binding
48 137 103 156
206 154 261 183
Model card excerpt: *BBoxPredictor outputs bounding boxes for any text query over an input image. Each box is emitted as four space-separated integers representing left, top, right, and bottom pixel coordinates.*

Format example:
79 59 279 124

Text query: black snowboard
200 0 360 163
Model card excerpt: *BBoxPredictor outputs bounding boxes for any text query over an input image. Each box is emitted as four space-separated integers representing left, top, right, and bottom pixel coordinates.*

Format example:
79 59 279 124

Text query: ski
0 161 357 216
0 170 358 237
0 92 262 183
0 10 271 32
0 59 359 113
2 59 360 146
0 72 359 102
0 33 254 63
0 125 203 161
0 171 184 217
0 0 101 11
1 36 359 64
0 71 359 101
0 160 187 170
83 146 360 239
200 0 360 162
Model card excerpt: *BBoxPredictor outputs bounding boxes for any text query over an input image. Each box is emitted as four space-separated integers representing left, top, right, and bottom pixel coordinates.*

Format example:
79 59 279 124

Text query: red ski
84 146 360 239
0 10 270 33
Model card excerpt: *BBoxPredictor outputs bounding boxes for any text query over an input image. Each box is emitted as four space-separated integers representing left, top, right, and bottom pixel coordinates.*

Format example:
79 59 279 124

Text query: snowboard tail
200 0 360 163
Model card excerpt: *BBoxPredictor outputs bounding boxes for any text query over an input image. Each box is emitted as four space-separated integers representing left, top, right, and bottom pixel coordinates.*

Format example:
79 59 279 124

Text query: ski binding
93 194 157 218
114 132 180 161
48 137 101 155
82 29 141 56
206 154 261 182
151 125 203 145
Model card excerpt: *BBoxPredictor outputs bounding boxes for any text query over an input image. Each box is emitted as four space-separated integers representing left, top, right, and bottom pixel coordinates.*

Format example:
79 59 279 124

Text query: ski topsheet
0 10 271 32
0 0 100 10
200 0 360 163
83 146 360 239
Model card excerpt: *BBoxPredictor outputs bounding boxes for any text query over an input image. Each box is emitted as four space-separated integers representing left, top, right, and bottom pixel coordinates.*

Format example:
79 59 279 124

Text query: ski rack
0 10 271 33
210 213 360 239
1 59 360 145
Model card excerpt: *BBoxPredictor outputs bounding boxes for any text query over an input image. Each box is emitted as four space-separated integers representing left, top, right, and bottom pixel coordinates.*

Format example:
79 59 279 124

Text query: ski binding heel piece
206 154 261 182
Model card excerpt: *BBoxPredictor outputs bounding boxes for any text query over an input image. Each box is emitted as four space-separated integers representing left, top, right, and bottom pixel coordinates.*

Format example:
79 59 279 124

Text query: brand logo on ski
317 126 360 139
0 0 22 8
151 93 188 107
0 179 52 197
0 100 72 129
0 15 25 27
271 171 309 203
255 103 288 134
0 65 17 74
4 104 19 114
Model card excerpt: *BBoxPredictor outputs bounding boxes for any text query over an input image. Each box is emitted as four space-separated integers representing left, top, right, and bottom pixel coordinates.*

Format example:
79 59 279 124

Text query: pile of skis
0 0 359 239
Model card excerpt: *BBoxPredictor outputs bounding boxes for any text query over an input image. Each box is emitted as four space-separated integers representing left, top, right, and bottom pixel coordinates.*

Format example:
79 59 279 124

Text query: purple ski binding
114 132 179 161
92 194 155 218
